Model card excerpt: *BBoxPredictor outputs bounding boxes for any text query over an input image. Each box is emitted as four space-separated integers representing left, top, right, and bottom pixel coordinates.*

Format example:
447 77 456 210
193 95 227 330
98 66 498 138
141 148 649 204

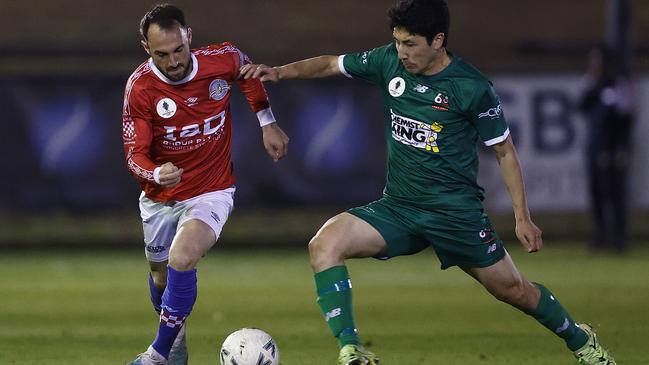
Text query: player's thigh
169 219 217 261
170 187 235 267
310 212 388 259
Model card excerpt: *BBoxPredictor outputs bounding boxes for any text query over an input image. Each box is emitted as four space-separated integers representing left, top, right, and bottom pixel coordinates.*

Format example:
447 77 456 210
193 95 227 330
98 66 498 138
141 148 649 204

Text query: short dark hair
140 4 187 41
388 0 450 46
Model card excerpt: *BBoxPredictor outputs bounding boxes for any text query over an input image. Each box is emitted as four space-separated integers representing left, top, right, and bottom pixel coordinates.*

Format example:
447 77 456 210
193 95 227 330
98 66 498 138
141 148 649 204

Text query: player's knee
168 249 200 271
308 233 328 262
308 229 343 269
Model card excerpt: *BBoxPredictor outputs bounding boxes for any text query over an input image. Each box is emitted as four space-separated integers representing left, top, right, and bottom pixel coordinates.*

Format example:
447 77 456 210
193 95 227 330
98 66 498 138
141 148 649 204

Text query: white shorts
138 187 235 262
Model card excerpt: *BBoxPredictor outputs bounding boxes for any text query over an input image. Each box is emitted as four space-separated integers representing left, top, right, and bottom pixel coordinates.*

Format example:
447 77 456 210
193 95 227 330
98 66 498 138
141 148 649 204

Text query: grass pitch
1 244 647 365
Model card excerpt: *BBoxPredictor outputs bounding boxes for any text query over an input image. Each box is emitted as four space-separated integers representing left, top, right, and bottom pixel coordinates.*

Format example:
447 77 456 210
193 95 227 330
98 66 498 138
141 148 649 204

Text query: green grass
0 244 647 364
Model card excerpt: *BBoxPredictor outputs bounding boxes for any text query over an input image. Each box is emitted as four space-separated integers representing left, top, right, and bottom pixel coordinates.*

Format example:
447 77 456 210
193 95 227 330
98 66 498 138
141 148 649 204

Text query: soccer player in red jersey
122 5 289 365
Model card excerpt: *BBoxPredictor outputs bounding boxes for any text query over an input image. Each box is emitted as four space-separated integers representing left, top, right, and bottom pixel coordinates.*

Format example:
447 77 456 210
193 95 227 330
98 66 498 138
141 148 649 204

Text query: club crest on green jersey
390 109 443 152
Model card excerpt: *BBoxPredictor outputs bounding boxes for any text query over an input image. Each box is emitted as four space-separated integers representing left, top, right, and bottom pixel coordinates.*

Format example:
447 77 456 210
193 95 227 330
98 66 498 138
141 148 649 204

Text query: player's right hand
515 218 543 253
157 162 184 188
239 64 280 83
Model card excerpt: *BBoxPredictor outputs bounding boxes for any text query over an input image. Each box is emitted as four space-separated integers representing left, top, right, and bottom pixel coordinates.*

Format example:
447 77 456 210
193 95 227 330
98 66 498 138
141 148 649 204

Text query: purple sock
151 266 197 359
148 273 164 313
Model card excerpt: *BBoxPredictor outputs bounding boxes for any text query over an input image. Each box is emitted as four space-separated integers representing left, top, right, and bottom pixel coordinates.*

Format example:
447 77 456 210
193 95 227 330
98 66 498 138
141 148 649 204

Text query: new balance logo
325 308 342 321
555 318 570 333
487 243 497 254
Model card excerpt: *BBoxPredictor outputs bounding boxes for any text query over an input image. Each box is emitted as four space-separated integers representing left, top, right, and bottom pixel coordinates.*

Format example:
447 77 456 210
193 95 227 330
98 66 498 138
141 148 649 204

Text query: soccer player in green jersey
242 1 616 364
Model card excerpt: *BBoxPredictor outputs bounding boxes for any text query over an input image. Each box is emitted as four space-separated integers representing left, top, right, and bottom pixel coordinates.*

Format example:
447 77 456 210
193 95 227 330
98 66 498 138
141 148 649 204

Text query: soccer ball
219 328 280 365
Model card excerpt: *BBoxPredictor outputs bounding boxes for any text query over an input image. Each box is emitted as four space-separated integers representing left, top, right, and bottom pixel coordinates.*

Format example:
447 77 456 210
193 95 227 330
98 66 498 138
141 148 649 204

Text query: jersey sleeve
469 81 510 146
122 79 157 183
231 45 276 125
339 44 390 85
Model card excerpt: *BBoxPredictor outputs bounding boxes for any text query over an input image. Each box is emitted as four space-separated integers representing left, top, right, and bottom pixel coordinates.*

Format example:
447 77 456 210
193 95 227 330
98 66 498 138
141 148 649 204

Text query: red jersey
122 43 274 202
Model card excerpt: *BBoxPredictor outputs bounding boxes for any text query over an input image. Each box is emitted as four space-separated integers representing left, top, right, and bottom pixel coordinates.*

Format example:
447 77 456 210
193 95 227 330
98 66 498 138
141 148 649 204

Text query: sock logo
555 317 570 333
325 308 342 322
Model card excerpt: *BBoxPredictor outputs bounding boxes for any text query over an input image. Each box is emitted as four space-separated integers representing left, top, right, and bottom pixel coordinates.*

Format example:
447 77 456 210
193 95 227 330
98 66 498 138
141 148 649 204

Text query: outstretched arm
491 135 543 253
236 71 289 162
240 56 341 82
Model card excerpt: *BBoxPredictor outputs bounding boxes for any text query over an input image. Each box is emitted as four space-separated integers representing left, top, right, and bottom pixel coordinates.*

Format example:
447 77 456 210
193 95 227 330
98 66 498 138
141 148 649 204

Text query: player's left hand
262 123 289 162
515 218 543 253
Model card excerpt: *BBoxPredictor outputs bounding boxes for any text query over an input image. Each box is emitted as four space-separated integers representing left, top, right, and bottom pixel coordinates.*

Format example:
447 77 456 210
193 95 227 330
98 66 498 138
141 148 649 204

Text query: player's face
393 27 445 75
142 22 193 81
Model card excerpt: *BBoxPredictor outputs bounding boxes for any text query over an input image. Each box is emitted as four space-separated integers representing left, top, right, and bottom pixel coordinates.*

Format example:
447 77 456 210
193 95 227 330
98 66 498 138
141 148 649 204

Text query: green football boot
574 323 616 365
338 344 380 365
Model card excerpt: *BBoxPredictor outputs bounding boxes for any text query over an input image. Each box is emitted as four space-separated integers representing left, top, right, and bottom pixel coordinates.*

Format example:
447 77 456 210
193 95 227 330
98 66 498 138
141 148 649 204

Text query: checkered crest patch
123 120 135 140
160 308 186 328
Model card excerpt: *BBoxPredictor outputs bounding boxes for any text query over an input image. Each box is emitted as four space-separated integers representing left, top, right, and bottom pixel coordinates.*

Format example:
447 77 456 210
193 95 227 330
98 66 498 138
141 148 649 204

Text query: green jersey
340 43 509 211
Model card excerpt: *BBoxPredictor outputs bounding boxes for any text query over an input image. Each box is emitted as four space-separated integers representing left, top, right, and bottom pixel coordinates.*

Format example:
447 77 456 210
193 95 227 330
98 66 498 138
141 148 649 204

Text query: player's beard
165 63 189 81
163 56 192 81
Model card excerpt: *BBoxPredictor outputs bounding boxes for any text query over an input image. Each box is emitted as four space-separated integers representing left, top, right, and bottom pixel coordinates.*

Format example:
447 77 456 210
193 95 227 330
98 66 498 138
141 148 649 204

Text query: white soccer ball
219 328 280 365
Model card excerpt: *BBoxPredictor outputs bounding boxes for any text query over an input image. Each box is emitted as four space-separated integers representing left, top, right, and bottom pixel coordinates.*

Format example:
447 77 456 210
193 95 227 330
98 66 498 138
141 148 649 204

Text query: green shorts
348 198 506 269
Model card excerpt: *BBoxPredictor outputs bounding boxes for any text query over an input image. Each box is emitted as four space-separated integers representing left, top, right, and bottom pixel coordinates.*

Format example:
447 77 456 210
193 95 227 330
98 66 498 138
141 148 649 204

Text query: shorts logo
478 104 502 120
487 243 497 254
209 79 230 101
360 206 376 214
390 109 443 152
146 245 167 253
479 227 496 244
156 98 177 119
388 77 406 97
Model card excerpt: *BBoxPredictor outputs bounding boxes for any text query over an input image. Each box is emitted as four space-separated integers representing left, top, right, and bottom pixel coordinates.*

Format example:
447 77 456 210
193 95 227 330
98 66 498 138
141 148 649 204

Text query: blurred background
1 0 647 250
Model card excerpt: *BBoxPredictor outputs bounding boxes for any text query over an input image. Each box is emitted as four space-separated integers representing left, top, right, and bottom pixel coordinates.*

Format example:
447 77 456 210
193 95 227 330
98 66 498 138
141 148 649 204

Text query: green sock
525 283 589 351
314 265 360 348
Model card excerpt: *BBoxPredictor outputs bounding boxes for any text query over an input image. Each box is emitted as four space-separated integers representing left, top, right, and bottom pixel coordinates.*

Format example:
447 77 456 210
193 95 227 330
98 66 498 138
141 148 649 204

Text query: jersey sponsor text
390 109 443 152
